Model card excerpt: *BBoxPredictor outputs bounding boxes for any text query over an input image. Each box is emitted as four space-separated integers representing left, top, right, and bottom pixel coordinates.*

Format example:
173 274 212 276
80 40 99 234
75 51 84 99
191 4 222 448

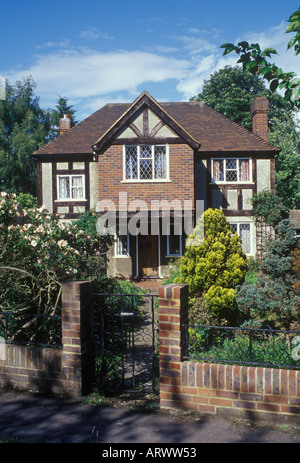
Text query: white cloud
79 28 114 41
5 48 191 112
3 19 298 121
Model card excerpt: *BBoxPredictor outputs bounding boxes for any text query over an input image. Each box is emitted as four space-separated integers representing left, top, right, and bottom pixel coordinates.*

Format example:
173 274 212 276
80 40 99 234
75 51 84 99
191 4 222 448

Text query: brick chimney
251 97 269 141
59 114 72 135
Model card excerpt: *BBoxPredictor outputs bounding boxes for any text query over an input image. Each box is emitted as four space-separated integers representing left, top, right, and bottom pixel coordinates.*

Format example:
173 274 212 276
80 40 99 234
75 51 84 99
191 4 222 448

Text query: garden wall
159 284 300 425
0 281 94 397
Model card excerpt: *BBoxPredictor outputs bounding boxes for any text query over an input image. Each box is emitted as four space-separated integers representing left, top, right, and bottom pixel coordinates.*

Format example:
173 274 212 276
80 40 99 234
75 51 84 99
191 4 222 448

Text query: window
212 158 251 183
124 145 168 181
167 222 182 256
57 175 85 200
115 233 129 256
230 223 252 254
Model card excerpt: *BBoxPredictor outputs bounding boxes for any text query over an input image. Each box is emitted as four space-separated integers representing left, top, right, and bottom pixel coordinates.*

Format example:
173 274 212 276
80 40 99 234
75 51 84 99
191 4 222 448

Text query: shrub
0 192 113 319
176 208 247 323
236 219 299 330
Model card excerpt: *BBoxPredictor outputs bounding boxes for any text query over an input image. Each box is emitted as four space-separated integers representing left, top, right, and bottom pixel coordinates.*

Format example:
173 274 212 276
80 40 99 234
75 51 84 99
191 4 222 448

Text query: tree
175 208 248 324
236 219 299 330
0 77 51 195
191 66 294 130
49 96 77 140
220 5 300 107
268 116 300 210
0 79 77 195
191 66 300 211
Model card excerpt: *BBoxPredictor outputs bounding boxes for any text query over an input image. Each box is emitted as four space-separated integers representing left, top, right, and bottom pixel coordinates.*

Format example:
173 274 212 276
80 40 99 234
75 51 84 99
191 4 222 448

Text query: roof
34 91 279 156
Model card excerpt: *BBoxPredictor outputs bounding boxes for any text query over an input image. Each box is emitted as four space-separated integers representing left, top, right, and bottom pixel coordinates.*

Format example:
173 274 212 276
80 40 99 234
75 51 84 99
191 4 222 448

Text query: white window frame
123 144 169 182
211 158 252 184
230 222 253 255
166 222 182 257
114 231 130 257
57 174 86 201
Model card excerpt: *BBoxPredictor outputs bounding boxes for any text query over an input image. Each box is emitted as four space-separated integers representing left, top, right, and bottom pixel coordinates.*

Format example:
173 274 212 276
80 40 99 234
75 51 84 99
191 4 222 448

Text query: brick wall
159 284 300 425
0 344 64 395
98 144 195 208
0 281 94 397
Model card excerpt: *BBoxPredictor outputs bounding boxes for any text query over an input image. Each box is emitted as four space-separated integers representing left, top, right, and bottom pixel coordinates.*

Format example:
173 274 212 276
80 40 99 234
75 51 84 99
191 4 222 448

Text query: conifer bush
176 208 248 323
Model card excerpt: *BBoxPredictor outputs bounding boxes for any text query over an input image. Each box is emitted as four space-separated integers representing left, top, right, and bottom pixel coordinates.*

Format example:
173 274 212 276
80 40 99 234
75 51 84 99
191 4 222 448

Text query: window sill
113 255 130 258
55 199 88 202
210 182 254 185
121 179 171 183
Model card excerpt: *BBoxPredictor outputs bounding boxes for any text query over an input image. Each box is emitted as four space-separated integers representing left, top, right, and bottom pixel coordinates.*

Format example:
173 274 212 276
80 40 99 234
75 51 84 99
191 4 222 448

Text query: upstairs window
124 145 168 181
212 158 251 183
57 175 85 200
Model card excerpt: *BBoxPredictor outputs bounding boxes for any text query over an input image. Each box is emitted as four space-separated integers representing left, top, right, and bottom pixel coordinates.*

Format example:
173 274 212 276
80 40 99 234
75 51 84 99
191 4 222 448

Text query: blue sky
1 0 299 121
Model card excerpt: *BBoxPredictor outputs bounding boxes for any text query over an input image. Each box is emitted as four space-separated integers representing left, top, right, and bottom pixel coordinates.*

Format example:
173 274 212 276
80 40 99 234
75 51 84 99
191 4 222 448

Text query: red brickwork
98 144 195 209
159 284 300 425
61 281 94 396
0 281 94 397
0 344 64 394
251 97 269 142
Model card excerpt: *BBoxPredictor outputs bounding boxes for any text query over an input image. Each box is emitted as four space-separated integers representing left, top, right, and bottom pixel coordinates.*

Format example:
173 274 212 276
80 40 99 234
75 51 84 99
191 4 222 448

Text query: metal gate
93 292 159 393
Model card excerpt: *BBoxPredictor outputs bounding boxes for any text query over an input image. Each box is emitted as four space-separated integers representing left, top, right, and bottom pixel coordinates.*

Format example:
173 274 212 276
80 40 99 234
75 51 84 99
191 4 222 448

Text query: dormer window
124 145 168 181
212 158 251 183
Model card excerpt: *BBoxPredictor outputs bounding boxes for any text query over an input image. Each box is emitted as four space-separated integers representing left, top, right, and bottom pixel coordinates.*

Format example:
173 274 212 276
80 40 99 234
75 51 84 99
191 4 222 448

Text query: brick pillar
159 284 189 407
61 281 94 397
251 96 269 141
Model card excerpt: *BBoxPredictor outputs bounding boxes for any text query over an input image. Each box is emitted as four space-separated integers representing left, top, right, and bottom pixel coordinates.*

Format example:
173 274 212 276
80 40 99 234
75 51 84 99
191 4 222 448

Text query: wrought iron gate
93 292 159 393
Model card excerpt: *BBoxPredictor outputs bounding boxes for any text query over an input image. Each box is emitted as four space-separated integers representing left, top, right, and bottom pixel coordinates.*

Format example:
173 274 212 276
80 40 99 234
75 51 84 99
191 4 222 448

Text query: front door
139 234 158 277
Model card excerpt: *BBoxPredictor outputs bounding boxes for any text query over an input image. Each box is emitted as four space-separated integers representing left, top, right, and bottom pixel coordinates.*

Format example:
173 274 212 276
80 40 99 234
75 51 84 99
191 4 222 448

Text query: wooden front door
139 234 158 277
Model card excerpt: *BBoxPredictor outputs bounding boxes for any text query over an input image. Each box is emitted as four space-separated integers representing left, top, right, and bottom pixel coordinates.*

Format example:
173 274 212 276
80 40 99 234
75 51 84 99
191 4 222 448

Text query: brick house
34 91 278 279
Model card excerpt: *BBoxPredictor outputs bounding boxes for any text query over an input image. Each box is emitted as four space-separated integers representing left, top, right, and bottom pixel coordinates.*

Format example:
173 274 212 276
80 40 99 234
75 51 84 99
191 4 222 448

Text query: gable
115 107 178 140
92 91 200 153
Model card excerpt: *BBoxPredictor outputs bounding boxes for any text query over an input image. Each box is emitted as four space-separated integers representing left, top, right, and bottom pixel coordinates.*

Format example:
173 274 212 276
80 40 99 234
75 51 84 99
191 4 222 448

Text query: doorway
138 234 159 277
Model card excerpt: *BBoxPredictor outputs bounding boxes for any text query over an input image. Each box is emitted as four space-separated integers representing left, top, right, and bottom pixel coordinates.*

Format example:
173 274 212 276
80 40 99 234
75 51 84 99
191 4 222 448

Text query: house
33 92 278 279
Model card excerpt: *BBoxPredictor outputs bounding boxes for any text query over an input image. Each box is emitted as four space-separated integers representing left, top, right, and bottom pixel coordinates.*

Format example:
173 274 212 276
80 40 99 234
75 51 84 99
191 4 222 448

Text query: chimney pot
251 97 269 141
59 114 72 135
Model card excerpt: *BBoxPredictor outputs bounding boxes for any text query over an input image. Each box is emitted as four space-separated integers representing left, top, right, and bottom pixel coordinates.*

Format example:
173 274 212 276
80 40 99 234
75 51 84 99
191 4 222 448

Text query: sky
0 0 299 121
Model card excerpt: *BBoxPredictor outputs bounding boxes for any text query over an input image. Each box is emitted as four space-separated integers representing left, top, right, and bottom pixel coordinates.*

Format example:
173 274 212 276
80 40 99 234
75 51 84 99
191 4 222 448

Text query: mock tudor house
33 91 278 279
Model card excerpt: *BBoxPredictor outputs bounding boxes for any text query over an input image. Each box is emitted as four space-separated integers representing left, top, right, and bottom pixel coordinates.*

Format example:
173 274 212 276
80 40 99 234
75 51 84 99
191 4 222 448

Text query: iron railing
184 324 300 370
0 312 62 348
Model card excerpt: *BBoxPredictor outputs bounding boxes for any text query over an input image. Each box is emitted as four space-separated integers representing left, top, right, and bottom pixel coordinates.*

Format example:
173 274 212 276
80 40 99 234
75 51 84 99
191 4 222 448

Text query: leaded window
212 158 251 183
124 145 168 181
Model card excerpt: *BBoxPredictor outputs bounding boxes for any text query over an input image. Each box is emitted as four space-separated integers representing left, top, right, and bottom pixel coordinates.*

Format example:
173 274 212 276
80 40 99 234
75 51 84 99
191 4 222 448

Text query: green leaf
287 36 297 50
286 21 300 33
249 43 261 52
262 47 278 57
220 43 237 56
270 79 279 92
238 41 249 50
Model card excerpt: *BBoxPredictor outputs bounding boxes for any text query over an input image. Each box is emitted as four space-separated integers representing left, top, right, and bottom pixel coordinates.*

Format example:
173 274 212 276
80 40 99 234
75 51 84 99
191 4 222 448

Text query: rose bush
0 192 112 318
